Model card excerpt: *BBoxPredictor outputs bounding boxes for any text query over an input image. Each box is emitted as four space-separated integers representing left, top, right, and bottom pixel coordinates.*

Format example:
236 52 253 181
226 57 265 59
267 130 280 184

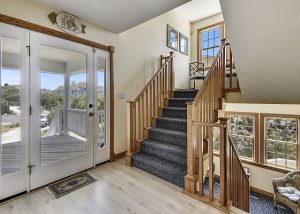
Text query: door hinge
26 45 31 56
27 164 35 175
29 106 32 115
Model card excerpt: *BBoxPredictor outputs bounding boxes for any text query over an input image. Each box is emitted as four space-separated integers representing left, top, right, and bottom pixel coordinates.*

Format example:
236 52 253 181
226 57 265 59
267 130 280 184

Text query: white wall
220 0 300 103
190 13 224 62
0 0 191 154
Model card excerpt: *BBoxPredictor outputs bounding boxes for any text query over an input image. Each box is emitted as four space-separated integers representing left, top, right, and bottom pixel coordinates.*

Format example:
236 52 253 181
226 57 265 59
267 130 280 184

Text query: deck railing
126 52 174 166
46 109 105 140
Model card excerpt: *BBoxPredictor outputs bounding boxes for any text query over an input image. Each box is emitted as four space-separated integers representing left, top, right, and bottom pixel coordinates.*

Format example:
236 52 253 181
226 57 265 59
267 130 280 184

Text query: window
198 23 224 68
228 114 256 160
265 116 298 169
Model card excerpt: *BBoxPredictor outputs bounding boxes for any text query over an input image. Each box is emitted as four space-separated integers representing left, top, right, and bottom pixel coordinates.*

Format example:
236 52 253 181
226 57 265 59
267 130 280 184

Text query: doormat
46 172 97 199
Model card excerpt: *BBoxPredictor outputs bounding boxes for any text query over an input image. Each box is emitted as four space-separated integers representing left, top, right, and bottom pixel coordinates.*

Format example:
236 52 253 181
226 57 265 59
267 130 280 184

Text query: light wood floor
0 159 226 214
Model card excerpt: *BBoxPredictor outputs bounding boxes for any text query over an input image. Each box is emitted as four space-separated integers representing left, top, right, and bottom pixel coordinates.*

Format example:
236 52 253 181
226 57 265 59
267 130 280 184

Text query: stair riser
149 131 186 147
132 160 185 188
141 144 187 166
156 120 187 132
163 109 187 119
174 91 197 98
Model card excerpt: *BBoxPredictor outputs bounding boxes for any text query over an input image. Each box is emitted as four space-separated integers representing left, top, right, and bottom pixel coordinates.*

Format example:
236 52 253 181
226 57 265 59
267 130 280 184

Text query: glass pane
213 47 220 56
96 56 106 149
1 37 22 175
202 40 208 49
215 39 221 46
208 30 214 40
202 31 208 41
215 28 221 38
208 39 214 48
40 45 87 166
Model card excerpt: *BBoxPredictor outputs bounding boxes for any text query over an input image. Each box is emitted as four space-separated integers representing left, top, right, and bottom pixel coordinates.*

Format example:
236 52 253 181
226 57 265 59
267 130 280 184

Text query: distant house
54 82 87 96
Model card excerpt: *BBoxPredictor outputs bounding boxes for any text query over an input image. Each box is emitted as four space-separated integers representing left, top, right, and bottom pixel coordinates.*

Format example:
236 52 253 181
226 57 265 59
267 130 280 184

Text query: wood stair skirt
126 44 249 213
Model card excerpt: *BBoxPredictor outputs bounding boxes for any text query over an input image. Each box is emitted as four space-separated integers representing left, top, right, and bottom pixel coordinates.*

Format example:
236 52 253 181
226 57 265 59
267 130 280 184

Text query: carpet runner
132 89 197 188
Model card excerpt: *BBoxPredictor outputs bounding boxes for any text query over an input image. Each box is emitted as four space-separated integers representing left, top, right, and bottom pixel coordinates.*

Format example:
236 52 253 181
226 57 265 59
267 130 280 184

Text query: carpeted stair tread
162 107 187 119
173 89 198 98
142 139 186 156
141 139 187 166
168 98 194 101
149 127 187 138
156 117 187 132
132 153 186 187
157 117 187 122
163 107 187 111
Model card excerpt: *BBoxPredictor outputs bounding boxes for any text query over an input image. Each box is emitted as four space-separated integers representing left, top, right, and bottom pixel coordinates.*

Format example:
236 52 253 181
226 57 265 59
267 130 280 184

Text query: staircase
126 42 250 213
132 89 197 187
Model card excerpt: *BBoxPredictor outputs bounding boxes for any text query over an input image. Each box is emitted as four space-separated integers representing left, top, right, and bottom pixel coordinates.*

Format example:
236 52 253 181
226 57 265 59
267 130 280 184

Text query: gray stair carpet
132 89 197 188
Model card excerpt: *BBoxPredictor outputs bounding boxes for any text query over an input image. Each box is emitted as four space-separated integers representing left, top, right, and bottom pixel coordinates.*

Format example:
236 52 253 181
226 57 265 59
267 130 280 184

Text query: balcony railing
46 109 105 141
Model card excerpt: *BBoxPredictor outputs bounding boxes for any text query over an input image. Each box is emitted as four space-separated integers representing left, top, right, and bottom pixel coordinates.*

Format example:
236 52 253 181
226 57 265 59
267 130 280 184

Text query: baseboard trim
250 186 273 198
113 151 127 161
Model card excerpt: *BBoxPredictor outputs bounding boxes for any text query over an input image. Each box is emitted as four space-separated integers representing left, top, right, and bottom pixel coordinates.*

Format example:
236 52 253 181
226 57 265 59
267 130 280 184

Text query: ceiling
36 0 191 33
175 0 222 22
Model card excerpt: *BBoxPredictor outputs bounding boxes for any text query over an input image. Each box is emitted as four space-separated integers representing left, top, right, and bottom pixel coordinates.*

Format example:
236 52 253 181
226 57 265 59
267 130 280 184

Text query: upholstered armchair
273 171 300 214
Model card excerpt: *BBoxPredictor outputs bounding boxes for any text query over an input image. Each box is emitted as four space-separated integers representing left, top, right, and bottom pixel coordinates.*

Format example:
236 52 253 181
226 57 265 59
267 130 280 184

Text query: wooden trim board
0 14 114 52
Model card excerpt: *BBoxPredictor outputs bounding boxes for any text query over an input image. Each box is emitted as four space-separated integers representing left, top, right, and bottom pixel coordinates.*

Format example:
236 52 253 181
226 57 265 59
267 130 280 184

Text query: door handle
89 112 95 117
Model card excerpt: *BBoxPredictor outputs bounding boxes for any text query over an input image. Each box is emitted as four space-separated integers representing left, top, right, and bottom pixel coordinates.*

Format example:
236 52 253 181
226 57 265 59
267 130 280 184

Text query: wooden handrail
193 39 227 106
132 52 174 103
184 39 249 213
126 52 174 166
227 137 250 212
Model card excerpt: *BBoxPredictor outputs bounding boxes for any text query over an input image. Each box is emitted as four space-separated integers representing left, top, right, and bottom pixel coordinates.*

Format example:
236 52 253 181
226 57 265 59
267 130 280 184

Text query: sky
1 68 105 90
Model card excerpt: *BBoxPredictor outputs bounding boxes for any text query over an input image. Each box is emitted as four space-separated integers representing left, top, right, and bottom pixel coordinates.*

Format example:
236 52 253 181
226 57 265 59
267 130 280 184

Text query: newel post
184 102 197 194
126 101 135 166
219 117 229 207
170 52 174 91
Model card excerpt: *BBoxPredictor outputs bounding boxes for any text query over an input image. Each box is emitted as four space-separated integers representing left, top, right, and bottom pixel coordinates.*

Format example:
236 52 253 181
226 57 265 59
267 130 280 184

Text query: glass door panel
0 23 29 200
1 37 22 175
39 45 87 166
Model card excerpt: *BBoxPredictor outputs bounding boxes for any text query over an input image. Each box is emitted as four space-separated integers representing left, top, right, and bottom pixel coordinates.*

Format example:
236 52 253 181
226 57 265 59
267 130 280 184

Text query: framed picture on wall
167 25 178 51
179 33 188 55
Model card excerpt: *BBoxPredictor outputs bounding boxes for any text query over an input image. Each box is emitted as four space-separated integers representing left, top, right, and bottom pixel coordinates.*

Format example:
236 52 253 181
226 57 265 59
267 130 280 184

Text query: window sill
241 159 292 174
213 152 292 174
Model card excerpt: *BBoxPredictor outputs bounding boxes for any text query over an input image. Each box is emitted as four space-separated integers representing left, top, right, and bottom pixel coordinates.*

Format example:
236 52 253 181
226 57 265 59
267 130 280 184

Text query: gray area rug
46 172 97 199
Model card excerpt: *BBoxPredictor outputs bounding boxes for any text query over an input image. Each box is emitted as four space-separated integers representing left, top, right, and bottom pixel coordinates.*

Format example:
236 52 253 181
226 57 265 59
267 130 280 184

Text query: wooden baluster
140 96 144 139
208 126 214 201
144 90 148 136
229 48 233 89
219 118 228 207
126 101 135 166
198 125 204 196
170 52 174 91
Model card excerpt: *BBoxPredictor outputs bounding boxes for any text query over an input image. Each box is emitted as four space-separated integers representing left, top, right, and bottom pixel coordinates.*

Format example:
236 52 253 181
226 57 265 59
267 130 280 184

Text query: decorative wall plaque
48 12 86 35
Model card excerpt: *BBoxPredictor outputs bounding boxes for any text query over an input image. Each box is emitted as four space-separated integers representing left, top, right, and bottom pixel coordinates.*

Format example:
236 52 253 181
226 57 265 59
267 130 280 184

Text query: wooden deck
2 135 86 175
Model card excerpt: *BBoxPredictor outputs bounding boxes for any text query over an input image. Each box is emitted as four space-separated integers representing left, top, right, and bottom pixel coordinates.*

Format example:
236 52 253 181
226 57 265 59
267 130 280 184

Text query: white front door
0 23 29 199
29 32 95 189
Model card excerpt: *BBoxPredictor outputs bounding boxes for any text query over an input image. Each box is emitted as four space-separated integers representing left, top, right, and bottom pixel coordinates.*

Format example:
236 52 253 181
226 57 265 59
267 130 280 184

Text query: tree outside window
265 117 297 169
229 115 255 160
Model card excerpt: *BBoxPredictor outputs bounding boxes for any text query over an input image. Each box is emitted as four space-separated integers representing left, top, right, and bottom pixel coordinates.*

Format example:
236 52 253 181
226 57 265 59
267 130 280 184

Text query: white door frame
0 23 30 200
29 31 95 190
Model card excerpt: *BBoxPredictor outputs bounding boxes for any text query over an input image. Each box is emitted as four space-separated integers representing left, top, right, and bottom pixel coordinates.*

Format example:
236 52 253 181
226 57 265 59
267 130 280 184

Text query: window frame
197 22 225 67
260 113 300 170
226 112 259 162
